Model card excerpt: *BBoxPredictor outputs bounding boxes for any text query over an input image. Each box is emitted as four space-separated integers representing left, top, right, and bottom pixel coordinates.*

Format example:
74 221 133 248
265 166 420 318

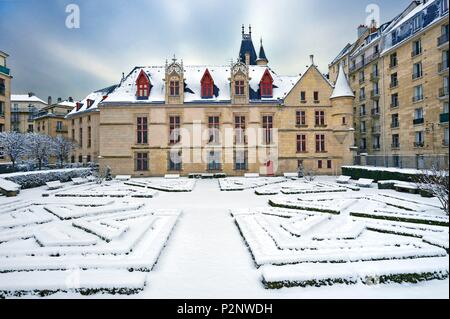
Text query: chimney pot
48 96 52 105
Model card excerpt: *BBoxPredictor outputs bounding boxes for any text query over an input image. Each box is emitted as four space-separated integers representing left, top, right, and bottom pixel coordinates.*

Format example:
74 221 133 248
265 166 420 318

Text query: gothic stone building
68 27 356 177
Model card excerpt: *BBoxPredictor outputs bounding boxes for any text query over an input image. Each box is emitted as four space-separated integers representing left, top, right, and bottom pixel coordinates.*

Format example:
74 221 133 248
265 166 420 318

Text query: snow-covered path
143 179 268 298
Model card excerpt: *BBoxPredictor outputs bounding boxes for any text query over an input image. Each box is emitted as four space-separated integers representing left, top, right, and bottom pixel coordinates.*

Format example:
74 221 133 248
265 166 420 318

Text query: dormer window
170 80 180 96
260 69 273 98
136 70 150 100
201 69 214 98
76 102 82 111
86 99 94 108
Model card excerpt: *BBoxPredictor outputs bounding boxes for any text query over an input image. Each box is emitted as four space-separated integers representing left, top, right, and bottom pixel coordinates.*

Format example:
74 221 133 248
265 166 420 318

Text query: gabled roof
11 94 47 105
67 85 117 117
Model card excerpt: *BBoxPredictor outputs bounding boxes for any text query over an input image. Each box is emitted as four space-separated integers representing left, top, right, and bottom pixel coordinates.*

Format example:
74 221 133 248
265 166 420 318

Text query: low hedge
342 166 422 182
3 168 92 189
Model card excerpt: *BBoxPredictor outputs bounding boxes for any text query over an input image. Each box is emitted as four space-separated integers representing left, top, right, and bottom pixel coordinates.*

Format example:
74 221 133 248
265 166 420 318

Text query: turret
256 38 269 66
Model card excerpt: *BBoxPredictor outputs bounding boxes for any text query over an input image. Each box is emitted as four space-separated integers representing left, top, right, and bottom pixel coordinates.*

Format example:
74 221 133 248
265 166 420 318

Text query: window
315 111 325 126
412 40 422 56
168 150 182 171
169 116 181 144
0 101 4 116
361 121 367 133
360 88 366 100
414 108 424 120
296 110 306 126
390 53 398 67
413 85 423 102
391 114 399 128
390 73 398 88
71 155 75 163
300 91 306 102
412 15 421 32
28 124 33 133
373 135 381 149
0 124 4 133
234 150 248 170
391 93 399 108
415 131 424 147
207 151 221 171
318 160 323 169
88 127 92 148
327 160 332 169
313 91 319 102
136 70 150 99
136 153 149 171
201 69 214 98
169 80 180 96
444 102 449 114
87 155 91 163
315 134 326 152
342 117 347 125
442 0 449 13
359 71 365 82
372 63 379 76
262 115 273 145
260 69 273 98
137 116 148 144
444 127 449 146
297 159 304 169
78 155 83 163
296 134 307 153
0 79 5 96
360 138 367 150
392 134 400 148
71 129 75 140
360 104 366 116
235 80 245 95
79 128 83 147
86 99 94 108
413 62 423 79
235 116 246 144
208 116 220 144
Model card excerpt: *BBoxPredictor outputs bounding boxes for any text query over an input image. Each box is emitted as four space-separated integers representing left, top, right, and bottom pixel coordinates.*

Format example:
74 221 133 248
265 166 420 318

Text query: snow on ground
0 176 448 298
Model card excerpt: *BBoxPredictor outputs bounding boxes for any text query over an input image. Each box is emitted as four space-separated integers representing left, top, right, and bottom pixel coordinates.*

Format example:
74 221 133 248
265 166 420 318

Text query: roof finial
242 24 245 36
309 54 315 66
260 37 263 46
172 54 177 63
249 24 252 36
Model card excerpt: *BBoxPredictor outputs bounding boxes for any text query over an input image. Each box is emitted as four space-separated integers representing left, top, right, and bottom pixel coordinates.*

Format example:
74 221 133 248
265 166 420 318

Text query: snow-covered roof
104 65 300 104
67 85 117 117
330 63 354 99
11 94 47 105
57 100 77 108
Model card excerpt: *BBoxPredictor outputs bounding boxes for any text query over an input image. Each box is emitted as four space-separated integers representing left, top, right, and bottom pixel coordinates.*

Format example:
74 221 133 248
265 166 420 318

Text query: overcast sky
0 0 412 101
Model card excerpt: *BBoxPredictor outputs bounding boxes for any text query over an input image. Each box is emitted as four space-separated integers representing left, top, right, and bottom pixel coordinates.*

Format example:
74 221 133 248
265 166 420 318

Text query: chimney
57 97 62 103
309 54 315 66
48 96 52 105
68 96 73 102
28 92 34 97
358 25 368 37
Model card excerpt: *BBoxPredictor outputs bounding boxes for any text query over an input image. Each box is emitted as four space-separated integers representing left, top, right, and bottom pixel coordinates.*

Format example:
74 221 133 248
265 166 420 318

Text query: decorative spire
256 38 268 65
330 62 355 99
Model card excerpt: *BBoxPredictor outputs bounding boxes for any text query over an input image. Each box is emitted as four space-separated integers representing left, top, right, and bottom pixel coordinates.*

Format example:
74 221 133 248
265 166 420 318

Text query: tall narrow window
136 153 149 171
201 69 214 98
262 115 273 145
207 151 221 171
168 150 182 171
88 126 92 148
137 116 148 144
296 134 307 153
235 116 246 144
170 80 180 96
313 91 319 102
327 160 332 169
300 91 306 102
260 69 273 98
316 134 326 152
234 150 248 171
318 160 323 169
235 80 245 95
315 111 325 126
208 116 220 144
296 110 306 126
79 128 83 148
169 116 181 144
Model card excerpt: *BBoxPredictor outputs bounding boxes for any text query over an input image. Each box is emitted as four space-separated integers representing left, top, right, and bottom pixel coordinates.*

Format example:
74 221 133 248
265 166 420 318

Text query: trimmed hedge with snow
342 166 425 182
2 168 92 189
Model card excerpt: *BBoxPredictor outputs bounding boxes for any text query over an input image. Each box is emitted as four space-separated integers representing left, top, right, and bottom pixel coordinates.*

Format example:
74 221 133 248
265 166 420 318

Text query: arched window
201 69 214 98
260 69 273 98
136 70 150 99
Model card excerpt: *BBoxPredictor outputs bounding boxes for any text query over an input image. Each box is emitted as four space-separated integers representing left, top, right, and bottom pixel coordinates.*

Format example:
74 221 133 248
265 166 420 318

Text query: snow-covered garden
0 175 448 298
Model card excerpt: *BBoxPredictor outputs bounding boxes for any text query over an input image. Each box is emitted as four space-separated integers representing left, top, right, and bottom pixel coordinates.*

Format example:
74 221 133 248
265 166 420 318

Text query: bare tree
414 165 449 214
304 169 317 182
51 135 76 168
25 133 53 170
0 131 26 169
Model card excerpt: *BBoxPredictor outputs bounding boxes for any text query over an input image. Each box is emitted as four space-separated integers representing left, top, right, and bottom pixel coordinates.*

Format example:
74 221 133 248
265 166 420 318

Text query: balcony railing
371 108 380 116
438 60 449 73
372 126 381 134
390 80 398 89
390 102 399 108
440 112 449 123
439 87 449 98
389 61 398 69
411 49 422 57
350 61 365 73
372 144 381 150
391 143 400 149
414 142 425 148
366 52 380 63
370 90 380 99
438 33 449 47
412 95 424 103
359 95 366 102
412 72 423 80
391 122 399 128
0 65 10 76
413 118 424 125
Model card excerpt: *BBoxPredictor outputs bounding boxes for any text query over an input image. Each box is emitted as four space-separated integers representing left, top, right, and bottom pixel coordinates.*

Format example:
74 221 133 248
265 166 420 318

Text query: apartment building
10 93 47 133
33 100 74 138
0 50 12 162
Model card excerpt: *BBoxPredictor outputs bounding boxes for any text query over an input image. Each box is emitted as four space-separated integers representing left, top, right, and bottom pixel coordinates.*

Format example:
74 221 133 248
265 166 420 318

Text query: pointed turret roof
257 38 268 62
238 25 257 65
330 62 354 99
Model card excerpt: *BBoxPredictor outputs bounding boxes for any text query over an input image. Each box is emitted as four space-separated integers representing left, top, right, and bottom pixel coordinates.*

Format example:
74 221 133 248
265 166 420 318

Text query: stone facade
0 50 11 162
329 0 449 168
10 94 47 133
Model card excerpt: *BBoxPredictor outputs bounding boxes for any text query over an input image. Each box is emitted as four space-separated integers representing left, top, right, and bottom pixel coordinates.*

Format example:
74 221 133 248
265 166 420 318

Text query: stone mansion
67 26 356 177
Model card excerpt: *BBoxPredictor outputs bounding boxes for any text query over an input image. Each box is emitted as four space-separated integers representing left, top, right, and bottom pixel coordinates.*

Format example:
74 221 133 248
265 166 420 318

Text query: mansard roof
103 65 299 105
67 84 117 117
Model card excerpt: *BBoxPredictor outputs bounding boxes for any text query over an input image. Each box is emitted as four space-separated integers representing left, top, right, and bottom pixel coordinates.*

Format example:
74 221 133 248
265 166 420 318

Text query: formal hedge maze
0 197 180 297
125 178 196 192
219 177 287 191
232 196 449 289
255 180 358 196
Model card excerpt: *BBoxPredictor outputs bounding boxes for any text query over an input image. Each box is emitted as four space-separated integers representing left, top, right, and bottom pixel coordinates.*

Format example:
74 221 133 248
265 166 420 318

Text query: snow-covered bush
3 168 92 189
414 165 449 214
